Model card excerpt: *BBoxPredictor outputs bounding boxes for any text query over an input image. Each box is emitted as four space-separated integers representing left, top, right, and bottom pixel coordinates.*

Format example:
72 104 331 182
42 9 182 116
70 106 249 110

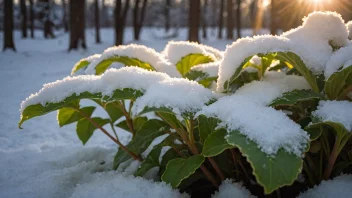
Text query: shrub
19 12 352 197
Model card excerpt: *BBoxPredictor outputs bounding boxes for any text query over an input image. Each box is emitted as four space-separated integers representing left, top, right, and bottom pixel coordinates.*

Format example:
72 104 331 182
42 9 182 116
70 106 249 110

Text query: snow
347 21 352 40
212 179 255 198
312 100 352 131
325 45 352 78
190 61 220 77
162 41 217 66
133 78 216 116
21 67 169 113
298 174 352 198
85 44 180 77
198 96 309 156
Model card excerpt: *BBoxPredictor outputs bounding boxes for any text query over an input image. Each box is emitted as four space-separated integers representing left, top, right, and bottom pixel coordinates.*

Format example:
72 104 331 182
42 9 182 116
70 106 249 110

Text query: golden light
263 0 271 7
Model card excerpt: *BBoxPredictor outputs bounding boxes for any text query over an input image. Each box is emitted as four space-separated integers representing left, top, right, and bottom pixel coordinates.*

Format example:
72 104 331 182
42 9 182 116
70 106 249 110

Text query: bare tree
133 0 148 40
62 0 68 32
115 0 130 45
20 0 28 38
202 0 208 39
95 0 101 43
29 0 35 38
188 0 201 42
164 0 171 32
218 0 224 39
270 0 277 35
3 0 16 51
236 0 241 38
69 0 86 51
227 0 234 40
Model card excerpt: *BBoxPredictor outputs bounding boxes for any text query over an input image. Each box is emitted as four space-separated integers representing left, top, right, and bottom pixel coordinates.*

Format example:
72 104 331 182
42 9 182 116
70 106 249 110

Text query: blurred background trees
2 0 352 51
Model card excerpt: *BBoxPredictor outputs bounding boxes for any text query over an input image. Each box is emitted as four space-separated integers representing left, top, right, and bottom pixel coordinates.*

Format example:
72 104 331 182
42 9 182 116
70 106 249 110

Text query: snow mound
212 179 255 198
70 172 189 198
133 78 216 116
346 21 352 40
325 45 352 78
312 100 352 131
191 61 220 77
162 41 216 65
234 72 310 106
298 175 352 198
85 44 180 77
21 67 169 112
198 97 309 156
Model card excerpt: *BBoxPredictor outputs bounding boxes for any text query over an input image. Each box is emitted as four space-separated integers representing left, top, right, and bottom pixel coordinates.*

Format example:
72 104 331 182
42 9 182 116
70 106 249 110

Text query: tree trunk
133 0 148 40
202 0 208 39
29 0 34 38
236 0 241 38
164 0 171 32
227 0 234 40
188 0 200 42
62 0 69 32
270 0 277 35
218 0 224 39
3 0 16 51
115 0 130 46
69 0 86 51
95 0 101 43
20 0 27 38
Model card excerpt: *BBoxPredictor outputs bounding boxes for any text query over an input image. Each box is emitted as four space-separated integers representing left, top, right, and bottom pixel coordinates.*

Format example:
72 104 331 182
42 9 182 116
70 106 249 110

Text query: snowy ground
0 28 245 198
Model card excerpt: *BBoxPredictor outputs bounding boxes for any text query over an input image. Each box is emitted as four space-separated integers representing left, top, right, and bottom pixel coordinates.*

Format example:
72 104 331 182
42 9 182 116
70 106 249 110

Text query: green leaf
185 70 217 88
161 155 205 188
76 117 109 145
324 65 352 100
197 115 220 143
176 54 214 77
95 56 155 75
113 119 168 169
202 128 234 157
269 89 324 107
134 145 162 177
275 52 319 92
116 116 148 132
71 60 90 75
159 148 181 176
226 129 303 194
19 88 143 128
58 106 96 127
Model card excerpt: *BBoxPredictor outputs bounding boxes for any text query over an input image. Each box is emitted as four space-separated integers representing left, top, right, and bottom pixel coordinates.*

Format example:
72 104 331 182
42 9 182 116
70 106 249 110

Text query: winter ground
0 28 255 198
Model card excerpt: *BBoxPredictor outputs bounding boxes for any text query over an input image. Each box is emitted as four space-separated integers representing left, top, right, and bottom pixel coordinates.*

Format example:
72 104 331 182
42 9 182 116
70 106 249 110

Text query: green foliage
161 155 205 188
324 65 352 100
202 129 233 157
95 56 155 75
76 117 109 144
71 60 90 75
176 54 214 77
269 89 324 107
185 70 217 88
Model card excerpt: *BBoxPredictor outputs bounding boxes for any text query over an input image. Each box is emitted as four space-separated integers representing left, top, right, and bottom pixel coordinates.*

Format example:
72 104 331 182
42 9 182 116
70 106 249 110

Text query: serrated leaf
226 129 303 194
324 65 352 100
202 128 234 157
197 115 220 143
176 54 214 77
19 88 143 128
76 117 109 145
113 119 168 169
134 145 163 177
161 155 205 188
58 106 96 127
269 89 324 107
71 60 90 75
95 56 155 75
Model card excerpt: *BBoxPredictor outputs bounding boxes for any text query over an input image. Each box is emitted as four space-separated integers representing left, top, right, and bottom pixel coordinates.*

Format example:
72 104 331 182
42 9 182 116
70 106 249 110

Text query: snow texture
191 61 220 77
85 44 180 77
162 41 217 65
212 179 255 198
198 96 309 156
133 78 216 116
347 21 352 40
298 174 352 198
70 172 190 198
21 67 169 112
325 45 352 78
234 72 310 106
312 100 352 131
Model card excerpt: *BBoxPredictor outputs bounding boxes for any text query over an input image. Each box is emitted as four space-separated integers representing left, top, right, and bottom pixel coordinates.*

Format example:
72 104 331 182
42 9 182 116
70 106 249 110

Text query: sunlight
263 0 270 7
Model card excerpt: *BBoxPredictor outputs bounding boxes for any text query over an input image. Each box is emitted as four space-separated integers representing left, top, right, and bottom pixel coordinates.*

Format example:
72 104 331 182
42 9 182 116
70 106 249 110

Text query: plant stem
208 157 226 180
74 107 142 161
116 101 135 136
231 149 250 180
200 164 220 187
323 136 340 180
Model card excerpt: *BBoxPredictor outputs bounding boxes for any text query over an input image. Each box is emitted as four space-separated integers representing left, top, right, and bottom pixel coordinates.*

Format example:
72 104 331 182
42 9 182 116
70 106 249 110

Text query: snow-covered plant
19 12 352 197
